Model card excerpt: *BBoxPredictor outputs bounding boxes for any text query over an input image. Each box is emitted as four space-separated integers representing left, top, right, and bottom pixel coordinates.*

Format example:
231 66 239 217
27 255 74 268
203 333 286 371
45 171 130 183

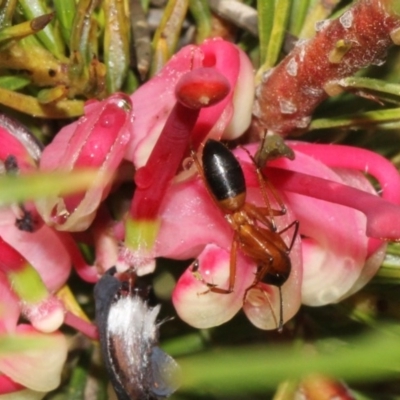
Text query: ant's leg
243 283 281 331
277 220 299 252
257 168 287 216
244 203 275 231
191 259 217 294
240 146 287 230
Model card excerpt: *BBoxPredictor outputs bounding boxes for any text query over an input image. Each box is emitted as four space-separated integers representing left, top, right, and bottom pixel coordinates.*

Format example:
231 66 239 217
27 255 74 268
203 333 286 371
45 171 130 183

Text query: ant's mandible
191 139 299 330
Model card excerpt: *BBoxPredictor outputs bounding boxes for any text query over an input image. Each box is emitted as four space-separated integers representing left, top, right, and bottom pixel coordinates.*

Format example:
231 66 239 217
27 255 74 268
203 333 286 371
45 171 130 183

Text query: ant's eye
264 271 289 287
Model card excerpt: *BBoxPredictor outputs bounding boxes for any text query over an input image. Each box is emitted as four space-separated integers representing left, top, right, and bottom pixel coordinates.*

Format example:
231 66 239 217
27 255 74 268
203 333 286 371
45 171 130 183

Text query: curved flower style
154 142 400 330
126 37 254 169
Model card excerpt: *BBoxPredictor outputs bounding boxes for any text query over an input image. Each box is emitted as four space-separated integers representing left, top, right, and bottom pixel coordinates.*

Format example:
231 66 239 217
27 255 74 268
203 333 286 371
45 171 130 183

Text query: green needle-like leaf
309 108 400 131
18 0 65 60
288 0 312 36
0 87 83 118
0 169 103 204
340 76 400 98
103 0 130 93
178 327 400 395
257 0 275 65
53 0 76 46
151 0 189 75
189 0 212 43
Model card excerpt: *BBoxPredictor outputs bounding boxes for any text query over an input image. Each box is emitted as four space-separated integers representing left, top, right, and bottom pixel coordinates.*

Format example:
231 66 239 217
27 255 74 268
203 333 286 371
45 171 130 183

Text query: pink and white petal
331 168 387 299
274 152 369 306
172 244 254 328
0 326 67 392
221 44 255 140
22 296 64 334
291 198 366 306
336 243 386 302
0 373 24 395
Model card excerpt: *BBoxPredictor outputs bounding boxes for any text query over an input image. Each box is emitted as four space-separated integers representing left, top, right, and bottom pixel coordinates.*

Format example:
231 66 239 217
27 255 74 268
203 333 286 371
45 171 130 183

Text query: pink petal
222 46 255 140
269 151 376 305
156 177 232 259
22 296 64 333
0 374 24 395
172 244 254 328
0 326 67 392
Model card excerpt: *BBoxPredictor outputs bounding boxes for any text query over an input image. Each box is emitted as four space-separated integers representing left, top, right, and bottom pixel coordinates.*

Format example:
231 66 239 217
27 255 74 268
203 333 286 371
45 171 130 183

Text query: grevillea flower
0 262 68 398
120 38 255 272
0 116 98 396
153 142 400 330
37 93 133 232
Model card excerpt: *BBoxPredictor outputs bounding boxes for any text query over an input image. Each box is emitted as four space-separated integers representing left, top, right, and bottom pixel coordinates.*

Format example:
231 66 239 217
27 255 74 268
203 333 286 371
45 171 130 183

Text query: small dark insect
94 267 181 400
4 155 38 232
4 155 19 175
192 139 298 330
15 209 36 232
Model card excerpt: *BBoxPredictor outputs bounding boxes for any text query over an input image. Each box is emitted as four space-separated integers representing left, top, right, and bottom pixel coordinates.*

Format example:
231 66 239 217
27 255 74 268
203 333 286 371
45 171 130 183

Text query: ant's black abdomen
202 139 246 210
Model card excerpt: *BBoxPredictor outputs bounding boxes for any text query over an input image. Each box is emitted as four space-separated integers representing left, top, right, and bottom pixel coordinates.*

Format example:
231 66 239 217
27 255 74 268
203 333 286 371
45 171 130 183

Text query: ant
191 139 299 331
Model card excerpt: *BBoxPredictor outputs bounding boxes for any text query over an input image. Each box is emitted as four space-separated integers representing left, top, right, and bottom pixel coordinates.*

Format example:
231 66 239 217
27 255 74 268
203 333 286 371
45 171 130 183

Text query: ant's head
262 269 290 287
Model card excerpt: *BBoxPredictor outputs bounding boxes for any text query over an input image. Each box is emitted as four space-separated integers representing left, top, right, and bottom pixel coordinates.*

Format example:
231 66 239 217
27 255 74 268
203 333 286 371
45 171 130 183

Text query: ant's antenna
277 286 283 333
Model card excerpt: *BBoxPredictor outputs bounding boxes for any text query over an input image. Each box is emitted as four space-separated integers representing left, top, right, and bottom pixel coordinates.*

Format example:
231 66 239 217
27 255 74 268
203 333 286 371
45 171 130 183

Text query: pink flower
37 93 133 232
119 38 255 272
0 271 68 397
154 142 400 330
0 116 99 396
